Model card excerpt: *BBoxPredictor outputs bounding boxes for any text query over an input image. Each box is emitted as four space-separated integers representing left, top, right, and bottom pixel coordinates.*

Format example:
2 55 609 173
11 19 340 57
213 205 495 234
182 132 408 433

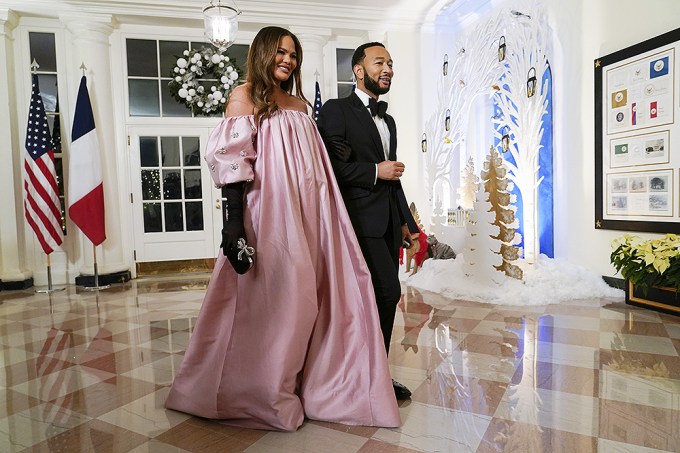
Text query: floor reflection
0 278 678 452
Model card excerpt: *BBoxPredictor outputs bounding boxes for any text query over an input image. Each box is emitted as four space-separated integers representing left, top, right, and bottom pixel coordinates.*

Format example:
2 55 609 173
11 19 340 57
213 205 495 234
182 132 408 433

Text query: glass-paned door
129 126 223 262
336 48 355 98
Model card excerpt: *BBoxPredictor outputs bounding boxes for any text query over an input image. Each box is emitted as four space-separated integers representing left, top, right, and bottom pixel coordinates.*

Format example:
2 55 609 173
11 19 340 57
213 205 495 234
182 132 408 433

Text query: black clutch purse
226 237 255 274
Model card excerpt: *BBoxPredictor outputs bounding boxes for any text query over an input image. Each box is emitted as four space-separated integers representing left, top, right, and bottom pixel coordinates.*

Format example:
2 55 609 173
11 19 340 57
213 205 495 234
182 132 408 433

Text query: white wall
551 0 680 276
386 26 423 216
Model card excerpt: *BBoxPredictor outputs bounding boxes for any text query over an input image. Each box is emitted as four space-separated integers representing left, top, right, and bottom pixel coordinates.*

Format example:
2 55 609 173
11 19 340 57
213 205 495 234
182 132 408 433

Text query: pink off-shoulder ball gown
165 109 401 432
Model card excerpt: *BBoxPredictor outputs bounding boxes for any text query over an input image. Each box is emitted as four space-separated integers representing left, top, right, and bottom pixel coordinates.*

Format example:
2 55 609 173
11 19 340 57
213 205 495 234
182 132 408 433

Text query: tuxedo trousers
356 206 401 356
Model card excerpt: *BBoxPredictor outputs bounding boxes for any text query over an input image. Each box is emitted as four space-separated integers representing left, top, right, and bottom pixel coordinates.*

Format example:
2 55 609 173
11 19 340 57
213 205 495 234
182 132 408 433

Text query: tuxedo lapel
348 93 386 162
386 115 397 161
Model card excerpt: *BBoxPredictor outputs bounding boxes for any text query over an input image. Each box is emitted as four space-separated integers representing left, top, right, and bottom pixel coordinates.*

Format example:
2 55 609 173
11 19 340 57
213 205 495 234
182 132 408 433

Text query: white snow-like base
399 254 624 306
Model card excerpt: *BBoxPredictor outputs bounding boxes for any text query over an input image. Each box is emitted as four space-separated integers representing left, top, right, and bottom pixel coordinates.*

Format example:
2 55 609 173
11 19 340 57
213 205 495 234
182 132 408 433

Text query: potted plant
610 233 680 314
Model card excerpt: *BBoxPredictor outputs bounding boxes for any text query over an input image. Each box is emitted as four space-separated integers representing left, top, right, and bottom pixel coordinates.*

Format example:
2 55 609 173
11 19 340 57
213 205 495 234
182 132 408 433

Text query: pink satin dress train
165 109 401 431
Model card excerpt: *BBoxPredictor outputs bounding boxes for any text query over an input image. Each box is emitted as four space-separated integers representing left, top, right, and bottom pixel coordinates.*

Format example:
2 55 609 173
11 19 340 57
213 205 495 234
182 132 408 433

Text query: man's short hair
351 42 385 68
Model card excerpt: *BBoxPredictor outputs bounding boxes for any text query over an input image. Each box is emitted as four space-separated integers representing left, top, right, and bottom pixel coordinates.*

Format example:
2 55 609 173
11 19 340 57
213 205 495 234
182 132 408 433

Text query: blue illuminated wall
494 64 554 258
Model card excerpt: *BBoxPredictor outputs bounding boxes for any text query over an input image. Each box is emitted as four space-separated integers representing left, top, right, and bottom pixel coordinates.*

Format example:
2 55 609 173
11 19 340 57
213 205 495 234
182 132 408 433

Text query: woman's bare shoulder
288 96 309 114
225 85 255 117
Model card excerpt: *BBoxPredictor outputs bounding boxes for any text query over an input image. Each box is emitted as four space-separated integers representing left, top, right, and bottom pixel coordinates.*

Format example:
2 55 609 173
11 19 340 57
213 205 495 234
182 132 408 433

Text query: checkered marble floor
1 276 679 452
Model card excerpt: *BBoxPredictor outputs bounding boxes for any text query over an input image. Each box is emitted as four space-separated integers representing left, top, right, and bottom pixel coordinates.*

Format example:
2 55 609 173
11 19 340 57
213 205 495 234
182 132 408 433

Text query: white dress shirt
355 88 390 183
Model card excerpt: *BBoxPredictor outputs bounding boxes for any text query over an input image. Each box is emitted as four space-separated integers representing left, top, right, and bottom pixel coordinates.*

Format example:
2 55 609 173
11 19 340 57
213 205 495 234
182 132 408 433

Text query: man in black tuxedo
317 42 415 400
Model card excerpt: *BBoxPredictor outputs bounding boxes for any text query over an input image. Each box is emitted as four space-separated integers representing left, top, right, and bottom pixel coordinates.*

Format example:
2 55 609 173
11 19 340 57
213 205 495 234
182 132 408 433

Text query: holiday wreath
168 47 240 116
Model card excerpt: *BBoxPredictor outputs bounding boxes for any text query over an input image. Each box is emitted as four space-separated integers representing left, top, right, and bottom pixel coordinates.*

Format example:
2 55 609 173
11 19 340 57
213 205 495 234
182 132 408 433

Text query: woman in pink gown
165 26 400 432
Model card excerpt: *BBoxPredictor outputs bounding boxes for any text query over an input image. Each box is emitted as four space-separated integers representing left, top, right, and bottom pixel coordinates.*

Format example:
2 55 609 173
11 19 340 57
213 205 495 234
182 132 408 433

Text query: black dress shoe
392 379 412 399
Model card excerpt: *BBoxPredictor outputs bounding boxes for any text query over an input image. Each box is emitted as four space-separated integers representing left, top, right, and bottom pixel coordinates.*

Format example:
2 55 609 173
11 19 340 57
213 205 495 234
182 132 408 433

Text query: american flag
313 80 323 122
24 74 64 254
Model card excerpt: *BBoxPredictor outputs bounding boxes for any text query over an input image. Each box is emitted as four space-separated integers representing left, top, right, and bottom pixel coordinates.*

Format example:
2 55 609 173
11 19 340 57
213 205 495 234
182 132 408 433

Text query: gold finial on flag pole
30 59 40 73
80 62 87 76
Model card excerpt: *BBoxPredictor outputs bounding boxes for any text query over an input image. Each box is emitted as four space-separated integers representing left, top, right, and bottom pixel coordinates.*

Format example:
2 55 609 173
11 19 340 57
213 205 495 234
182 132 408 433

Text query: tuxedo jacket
317 92 415 239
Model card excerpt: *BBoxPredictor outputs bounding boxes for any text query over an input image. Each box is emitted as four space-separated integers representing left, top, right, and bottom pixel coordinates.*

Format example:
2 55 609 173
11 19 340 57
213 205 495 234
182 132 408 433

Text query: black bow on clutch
368 98 388 118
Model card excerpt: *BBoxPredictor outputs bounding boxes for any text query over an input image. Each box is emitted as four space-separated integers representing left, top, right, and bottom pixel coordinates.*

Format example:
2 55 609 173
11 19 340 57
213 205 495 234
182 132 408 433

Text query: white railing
447 208 472 227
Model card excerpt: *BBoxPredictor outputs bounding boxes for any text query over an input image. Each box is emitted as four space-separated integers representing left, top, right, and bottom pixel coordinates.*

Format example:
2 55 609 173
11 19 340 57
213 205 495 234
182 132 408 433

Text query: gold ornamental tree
482 146 523 280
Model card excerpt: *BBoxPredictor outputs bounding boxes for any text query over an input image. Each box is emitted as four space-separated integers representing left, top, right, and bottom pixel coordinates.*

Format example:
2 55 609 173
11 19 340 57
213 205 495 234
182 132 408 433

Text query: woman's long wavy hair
246 26 309 123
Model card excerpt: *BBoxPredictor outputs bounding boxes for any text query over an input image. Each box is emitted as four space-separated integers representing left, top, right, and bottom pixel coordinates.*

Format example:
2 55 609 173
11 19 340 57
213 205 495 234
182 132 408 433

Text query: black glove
221 182 254 274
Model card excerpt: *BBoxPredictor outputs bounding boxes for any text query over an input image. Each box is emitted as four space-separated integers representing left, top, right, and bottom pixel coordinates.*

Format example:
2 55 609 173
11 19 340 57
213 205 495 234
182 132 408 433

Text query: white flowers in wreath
169 47 240 116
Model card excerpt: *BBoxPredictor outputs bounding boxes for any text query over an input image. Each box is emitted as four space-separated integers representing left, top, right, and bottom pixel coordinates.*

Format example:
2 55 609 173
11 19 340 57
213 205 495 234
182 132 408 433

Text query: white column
288 27 331 105
0 9 32 286
61 14 129 277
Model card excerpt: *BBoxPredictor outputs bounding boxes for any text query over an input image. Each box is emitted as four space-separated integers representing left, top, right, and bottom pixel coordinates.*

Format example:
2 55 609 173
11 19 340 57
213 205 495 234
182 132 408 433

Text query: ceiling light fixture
203 0 241 50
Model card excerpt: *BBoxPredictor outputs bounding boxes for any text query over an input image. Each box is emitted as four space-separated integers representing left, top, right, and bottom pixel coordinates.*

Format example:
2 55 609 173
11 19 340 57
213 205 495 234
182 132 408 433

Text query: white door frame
127 125 223 263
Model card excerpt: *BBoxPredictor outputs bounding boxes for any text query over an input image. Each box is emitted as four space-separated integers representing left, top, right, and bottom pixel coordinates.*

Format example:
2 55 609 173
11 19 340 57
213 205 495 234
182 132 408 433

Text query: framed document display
595 27 680 233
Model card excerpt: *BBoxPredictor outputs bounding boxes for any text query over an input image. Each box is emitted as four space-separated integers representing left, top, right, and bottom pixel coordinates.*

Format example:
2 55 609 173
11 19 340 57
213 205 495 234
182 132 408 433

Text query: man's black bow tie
368 97 388 118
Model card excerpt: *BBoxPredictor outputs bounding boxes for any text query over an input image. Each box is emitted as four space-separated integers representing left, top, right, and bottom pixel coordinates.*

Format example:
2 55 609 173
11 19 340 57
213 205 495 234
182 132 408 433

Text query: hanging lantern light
445 109 451 131
501 126 510 152
203 0 241 51
421 133 427 153
498 36 506 61
527 66 537 97
442 54 448 76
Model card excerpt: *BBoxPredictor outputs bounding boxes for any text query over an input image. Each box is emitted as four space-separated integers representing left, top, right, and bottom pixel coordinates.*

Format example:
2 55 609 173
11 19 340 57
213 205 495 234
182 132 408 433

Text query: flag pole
83 243 110 291
35 254 65 293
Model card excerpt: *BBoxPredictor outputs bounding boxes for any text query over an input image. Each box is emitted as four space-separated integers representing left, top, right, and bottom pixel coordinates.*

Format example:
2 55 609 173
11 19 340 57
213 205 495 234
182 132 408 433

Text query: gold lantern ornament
442 54 448 76
527 66 537 97
445 109 451 131
498 36 506 61
501 126 510 152
421 133 427 153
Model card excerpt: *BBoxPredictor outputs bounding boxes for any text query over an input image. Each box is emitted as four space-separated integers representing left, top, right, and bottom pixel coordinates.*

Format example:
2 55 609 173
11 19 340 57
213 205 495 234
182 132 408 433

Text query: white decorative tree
492 3 550 264
462 179 503 285
457 156 479 210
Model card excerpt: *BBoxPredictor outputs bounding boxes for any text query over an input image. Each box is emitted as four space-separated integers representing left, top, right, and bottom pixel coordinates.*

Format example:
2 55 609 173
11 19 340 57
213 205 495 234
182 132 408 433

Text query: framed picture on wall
595 27 680 233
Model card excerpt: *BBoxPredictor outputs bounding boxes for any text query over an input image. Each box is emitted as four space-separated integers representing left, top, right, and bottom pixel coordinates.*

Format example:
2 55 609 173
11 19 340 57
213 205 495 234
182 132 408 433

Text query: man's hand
377 160 406 181
401 224 411 248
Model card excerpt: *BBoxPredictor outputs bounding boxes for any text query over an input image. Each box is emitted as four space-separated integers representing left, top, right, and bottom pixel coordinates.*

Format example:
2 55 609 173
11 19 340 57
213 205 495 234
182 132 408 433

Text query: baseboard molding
1 277 35 291
136 258 216 276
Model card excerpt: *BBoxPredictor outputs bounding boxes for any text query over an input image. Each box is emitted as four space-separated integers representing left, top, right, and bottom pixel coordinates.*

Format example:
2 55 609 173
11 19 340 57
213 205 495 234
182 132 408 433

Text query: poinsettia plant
610 233 680 293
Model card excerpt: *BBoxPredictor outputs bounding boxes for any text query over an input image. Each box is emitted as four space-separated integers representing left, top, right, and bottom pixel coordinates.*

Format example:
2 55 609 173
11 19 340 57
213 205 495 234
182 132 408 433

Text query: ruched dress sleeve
204 115 257 187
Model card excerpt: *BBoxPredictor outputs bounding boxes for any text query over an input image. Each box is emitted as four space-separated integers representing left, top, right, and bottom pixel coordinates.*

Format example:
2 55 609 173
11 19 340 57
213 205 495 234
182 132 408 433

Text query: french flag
68 76 106 246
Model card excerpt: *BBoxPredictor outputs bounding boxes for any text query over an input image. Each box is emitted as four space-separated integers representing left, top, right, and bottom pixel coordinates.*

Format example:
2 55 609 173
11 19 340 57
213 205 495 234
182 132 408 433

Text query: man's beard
363 70 390 96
